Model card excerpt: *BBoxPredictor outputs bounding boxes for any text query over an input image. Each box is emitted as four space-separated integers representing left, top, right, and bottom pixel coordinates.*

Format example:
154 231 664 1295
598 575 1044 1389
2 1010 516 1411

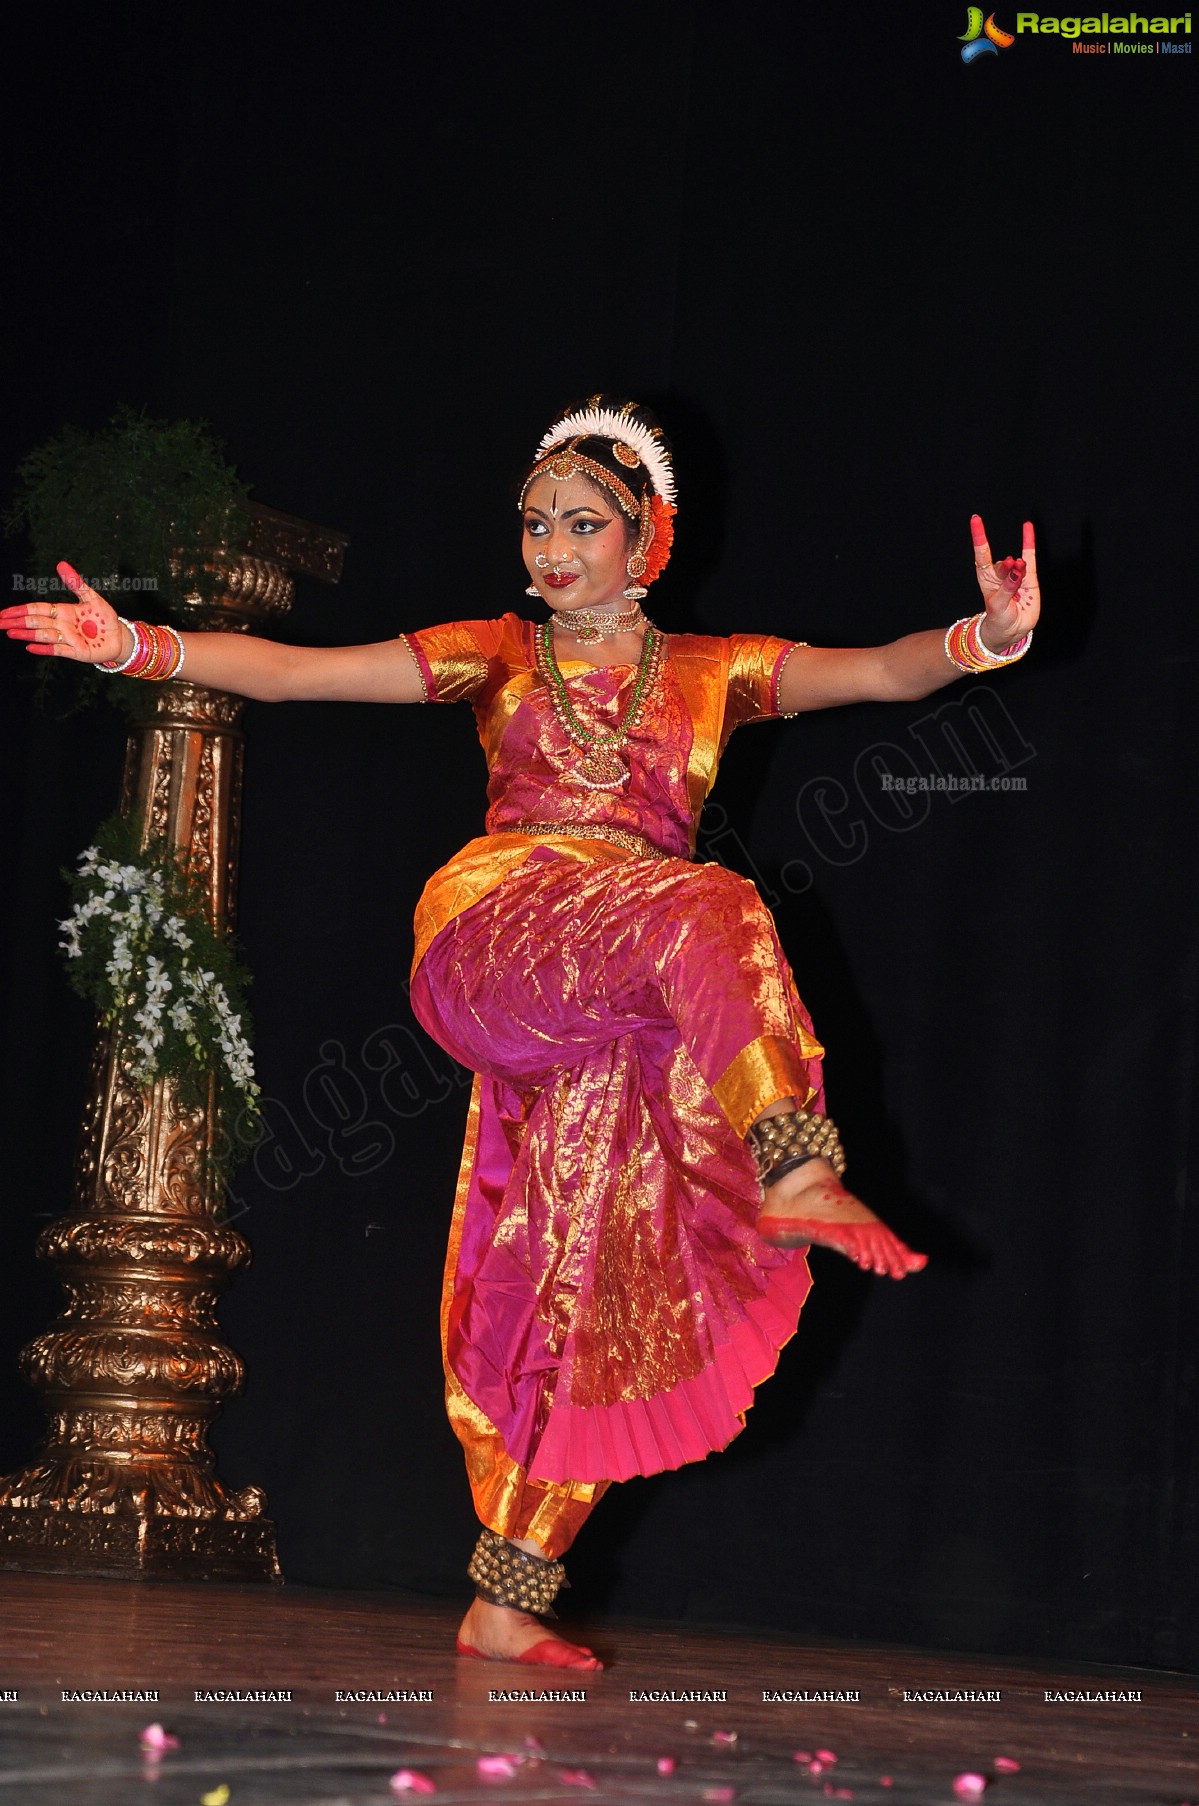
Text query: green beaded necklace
534 620 663 791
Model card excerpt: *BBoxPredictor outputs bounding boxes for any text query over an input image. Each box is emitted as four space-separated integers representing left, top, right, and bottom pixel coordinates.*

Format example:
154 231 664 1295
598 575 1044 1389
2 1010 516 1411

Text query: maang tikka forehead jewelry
521 438 641 522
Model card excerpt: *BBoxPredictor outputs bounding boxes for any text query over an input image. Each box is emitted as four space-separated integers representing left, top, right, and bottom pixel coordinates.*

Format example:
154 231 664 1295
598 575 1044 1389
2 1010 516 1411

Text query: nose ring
535 553 549 569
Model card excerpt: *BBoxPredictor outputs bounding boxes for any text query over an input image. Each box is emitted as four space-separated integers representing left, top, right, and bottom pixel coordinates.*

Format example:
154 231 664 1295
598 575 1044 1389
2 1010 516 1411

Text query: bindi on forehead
525 472 616 523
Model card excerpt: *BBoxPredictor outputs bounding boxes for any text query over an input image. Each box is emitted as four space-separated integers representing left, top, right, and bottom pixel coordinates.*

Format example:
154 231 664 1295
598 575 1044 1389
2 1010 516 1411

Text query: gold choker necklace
550 604 645 644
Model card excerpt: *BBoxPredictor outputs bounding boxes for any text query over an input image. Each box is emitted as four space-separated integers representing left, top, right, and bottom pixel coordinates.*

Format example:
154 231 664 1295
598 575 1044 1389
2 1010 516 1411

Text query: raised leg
751 1101 927 1280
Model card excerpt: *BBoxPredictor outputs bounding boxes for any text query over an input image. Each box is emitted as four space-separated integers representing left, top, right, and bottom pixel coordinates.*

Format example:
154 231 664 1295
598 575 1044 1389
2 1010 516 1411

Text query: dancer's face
521 472 635 612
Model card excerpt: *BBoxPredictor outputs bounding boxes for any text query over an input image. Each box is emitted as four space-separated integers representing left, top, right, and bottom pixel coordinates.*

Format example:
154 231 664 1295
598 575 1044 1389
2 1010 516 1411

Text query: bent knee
650 863 775 953
691 862 773 922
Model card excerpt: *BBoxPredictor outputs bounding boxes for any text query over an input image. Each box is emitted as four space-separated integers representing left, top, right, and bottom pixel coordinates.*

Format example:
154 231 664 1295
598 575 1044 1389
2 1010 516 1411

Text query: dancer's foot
758 1158 927 1279
456 1597 602 1669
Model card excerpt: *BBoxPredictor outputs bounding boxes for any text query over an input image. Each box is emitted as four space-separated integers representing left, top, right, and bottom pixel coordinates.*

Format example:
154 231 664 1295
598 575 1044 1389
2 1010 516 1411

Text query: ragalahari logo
959 8 1016 58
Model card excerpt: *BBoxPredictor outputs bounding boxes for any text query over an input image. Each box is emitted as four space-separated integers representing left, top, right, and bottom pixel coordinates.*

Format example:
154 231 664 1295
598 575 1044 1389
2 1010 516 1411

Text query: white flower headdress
537 401 677 507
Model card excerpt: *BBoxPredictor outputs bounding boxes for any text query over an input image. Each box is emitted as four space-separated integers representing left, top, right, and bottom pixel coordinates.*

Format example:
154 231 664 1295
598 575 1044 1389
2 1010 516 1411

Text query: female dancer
1 398 1039 1669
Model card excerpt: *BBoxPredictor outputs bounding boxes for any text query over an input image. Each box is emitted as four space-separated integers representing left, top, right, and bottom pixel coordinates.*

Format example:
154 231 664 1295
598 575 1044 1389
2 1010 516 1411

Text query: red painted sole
455 1635 602 1670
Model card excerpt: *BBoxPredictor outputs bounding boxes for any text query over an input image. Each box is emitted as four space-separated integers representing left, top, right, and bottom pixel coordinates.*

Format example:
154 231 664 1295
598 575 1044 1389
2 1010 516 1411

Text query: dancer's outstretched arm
0 561 426 704
778 515 1040 713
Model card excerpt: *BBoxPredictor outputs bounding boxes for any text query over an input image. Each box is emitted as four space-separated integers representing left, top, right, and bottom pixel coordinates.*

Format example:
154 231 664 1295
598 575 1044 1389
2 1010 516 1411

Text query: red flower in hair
642 498 676 586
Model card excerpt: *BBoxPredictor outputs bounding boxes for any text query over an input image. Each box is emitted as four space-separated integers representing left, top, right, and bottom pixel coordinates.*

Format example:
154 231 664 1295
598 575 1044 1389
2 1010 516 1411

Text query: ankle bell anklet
748 1109 847 1187
468 1528 567 1617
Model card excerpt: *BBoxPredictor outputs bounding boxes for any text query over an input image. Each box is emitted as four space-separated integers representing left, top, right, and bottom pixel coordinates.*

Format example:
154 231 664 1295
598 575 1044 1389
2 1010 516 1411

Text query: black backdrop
1 6 1195 1672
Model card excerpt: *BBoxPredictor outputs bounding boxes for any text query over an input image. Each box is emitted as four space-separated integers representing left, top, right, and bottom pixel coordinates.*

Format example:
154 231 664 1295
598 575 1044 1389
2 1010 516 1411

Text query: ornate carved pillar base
0 1506 280 1583
0 1043 281 1582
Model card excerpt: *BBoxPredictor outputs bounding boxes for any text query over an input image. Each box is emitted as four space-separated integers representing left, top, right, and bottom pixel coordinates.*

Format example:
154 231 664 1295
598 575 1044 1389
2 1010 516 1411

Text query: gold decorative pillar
0 506 348 1580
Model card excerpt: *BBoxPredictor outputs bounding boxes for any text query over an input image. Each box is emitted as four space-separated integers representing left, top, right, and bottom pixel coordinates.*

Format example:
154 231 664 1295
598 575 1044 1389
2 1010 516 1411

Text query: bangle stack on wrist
945 613 1032 675
98 618 186 680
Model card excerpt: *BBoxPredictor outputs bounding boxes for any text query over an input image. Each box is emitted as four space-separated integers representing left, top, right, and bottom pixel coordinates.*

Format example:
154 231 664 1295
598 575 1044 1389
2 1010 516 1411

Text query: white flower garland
537 404 678 506
60 845 260 1105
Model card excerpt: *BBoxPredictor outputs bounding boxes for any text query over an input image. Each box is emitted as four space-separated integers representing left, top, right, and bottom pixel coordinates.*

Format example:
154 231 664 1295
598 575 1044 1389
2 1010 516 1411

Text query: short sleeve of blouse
724 633 802 732
399 618 512 704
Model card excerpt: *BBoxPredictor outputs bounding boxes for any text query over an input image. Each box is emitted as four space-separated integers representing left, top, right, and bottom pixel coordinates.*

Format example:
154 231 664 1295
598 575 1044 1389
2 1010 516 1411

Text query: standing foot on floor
456 1597 602 1668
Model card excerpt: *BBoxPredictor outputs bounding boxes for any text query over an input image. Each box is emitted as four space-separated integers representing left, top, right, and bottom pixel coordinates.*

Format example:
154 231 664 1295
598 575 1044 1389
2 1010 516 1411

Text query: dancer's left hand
971 515 1040 652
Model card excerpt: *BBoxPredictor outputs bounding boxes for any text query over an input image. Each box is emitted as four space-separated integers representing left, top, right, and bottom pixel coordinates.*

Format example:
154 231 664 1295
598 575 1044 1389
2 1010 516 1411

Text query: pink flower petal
953 1776 989 1799
994 1758 1021 1773
792 1750 814 1764
879 1780 894 1790
656 1758 676 1775
702 1790 736 1803
712 1730 738 1745
477 1755 519 1780
523 1737 546 1756
390 1770 436 1796
558 1770 597 1789
816 1748 839 1764
139 1723 180 1751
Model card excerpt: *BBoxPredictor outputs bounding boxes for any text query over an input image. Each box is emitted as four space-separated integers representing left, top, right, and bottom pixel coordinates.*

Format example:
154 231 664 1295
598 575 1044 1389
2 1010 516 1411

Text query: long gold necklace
535 621 663 791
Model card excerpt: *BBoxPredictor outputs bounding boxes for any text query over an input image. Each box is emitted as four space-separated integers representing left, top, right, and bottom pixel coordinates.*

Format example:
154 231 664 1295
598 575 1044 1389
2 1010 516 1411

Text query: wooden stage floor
0 1575 1194 1804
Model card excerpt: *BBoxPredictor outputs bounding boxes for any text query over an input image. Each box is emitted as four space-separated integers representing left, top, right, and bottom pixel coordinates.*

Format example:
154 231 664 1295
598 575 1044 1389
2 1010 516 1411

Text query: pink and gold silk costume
406 614 824 1557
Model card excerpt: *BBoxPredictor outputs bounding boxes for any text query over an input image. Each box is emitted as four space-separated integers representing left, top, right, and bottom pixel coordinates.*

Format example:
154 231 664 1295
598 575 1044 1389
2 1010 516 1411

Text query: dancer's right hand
1 562 126 663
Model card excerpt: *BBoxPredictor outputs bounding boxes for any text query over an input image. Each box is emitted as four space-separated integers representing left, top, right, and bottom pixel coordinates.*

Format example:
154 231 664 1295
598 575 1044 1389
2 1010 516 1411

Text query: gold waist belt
508 820 674 862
